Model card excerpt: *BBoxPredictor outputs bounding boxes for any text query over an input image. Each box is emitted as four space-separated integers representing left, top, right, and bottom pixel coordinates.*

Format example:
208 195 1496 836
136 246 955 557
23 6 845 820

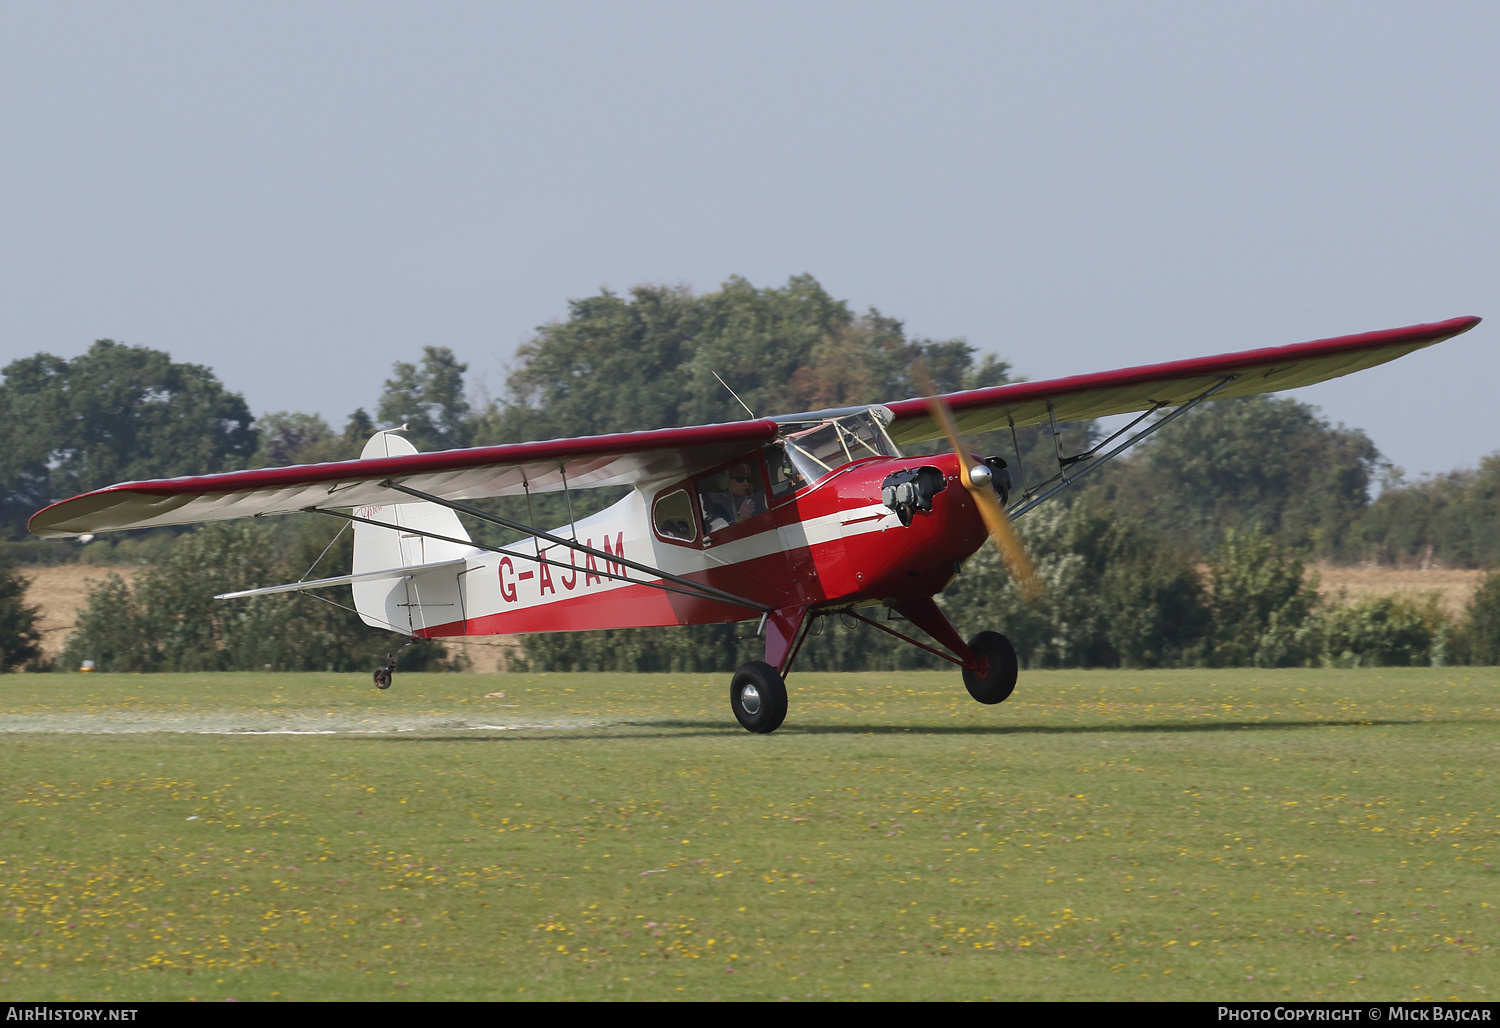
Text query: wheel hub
740 683 762 715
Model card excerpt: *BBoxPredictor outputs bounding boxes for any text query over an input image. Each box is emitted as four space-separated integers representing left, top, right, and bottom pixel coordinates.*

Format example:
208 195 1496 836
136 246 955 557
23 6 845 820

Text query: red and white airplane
29 317 1480 733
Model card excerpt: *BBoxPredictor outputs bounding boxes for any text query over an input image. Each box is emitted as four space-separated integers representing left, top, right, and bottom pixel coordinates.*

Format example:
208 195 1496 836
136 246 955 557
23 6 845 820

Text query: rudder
351 430 475 631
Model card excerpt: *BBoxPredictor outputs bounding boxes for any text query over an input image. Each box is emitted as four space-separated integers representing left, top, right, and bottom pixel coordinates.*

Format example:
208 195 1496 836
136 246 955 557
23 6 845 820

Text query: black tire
730 661 788 734
961 631 1018 705
373 666 393 690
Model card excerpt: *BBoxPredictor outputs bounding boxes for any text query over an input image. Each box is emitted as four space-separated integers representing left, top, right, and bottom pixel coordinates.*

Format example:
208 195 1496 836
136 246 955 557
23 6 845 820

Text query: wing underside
29 421 781 538
882 316 1480 446
28 316 1479 539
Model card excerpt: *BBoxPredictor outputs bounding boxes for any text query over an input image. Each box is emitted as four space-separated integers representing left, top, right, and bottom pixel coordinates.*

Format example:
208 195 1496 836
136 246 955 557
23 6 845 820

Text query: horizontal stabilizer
214 558 467 601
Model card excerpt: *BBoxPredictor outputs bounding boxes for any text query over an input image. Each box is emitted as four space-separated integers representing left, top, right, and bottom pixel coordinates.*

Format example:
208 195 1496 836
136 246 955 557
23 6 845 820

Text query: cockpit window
697 459 768 535
763 441 802 498
652 488 697 542
777 409 901 488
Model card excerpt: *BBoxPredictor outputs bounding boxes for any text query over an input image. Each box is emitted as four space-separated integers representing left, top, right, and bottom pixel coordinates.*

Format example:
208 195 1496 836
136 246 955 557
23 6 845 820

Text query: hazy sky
1 2 1494 478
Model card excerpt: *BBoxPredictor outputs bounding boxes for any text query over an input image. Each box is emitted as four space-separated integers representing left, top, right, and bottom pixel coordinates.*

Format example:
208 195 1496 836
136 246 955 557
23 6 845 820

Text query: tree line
2 274 1497 673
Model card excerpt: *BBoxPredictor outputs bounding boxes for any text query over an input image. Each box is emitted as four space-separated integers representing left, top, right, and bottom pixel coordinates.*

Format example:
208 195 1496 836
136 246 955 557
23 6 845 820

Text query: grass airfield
0 668 1496 1002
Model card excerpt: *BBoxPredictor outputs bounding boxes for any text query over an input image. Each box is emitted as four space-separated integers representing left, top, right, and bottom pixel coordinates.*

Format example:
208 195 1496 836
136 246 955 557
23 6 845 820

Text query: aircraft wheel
373 666 393 690
730 661 788 734
961 631 1018 705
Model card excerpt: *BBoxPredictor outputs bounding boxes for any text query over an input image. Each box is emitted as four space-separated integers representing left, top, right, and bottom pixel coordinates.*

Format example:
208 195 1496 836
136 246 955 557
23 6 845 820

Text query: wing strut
309 506 769 612
1008 374 1238 519
379 482 772 613
307 497 771 614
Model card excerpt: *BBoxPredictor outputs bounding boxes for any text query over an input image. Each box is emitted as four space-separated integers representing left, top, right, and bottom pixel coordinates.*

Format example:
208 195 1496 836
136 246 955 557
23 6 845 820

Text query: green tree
1314 594 1447 668
0 563 43 672
1205 529 1321 667
249 410 371 467
62 521 454 673
0 341 256 539
1093 395 1381 559
1354 455 1500 568
1448 574 1500 664
342 408 376 449
251 411 335 466
480 276 1008 446
378 347 473 452
939 499 1210 669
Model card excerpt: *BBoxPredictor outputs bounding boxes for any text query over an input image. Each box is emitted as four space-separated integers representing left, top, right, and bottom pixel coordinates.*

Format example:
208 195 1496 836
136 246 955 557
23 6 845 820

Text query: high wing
882 316 1481 446
28 316 1480 539
29 420 780 538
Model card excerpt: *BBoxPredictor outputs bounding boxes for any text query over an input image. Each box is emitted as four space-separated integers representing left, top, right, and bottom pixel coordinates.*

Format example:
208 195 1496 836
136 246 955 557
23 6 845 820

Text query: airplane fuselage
374 450 988 640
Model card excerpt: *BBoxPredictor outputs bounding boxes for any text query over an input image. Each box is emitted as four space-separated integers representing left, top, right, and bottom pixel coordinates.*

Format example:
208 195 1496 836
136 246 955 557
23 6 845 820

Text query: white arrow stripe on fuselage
445 495 904 619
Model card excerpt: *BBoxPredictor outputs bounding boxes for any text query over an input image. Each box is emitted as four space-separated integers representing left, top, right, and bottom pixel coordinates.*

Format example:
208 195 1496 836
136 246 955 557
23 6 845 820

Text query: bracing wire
300 520 350 583
299 589 415 639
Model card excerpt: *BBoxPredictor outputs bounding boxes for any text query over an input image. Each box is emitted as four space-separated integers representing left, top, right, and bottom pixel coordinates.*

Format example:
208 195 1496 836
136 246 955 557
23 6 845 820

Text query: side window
697 458 768 535
652 488 697 542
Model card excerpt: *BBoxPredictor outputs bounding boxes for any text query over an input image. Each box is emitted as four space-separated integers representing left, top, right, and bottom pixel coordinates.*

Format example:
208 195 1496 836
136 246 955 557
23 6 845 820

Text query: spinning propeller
920 382 1043 601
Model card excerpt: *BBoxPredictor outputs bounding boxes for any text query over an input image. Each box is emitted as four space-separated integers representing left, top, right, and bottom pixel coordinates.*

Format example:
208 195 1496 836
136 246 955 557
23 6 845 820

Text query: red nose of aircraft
804 451 991 606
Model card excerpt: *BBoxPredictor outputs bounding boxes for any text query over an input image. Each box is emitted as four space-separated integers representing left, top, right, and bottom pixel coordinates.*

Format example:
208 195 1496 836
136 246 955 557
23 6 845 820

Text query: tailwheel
961 631 1018 705
374 639 421 690
730 661 788 734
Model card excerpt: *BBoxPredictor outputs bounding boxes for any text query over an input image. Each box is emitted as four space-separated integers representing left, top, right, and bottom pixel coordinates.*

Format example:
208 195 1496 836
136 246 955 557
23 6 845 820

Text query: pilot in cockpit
726 463 763 521
700 461 766 534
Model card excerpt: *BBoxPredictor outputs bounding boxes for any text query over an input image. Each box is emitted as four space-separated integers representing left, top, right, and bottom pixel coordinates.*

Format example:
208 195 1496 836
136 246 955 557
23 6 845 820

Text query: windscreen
778 409 901 487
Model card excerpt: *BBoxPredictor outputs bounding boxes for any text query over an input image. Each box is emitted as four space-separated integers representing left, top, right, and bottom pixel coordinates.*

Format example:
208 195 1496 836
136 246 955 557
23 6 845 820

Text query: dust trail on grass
0 711 614 735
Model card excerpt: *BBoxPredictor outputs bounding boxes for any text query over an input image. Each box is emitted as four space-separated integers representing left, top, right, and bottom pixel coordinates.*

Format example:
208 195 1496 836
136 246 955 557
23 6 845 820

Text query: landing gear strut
729 606 807 734
724 604 1020 731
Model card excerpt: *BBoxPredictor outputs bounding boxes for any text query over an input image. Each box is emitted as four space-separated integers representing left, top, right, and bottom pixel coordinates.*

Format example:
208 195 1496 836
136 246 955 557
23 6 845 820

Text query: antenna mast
712 371 757 419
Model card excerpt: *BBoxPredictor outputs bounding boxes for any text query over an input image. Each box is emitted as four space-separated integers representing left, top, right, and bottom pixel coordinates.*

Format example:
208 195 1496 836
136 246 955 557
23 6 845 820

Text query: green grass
0 667 1497 1001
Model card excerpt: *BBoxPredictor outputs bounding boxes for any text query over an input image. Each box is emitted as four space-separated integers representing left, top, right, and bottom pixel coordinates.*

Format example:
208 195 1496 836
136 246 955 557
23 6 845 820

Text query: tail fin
351 430 475 631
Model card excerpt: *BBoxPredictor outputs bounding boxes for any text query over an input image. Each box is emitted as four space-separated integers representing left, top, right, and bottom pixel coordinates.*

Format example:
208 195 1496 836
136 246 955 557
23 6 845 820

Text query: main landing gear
728 601 1019 734
729 607 805 735
960 631 1019 704
730 661 788 734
